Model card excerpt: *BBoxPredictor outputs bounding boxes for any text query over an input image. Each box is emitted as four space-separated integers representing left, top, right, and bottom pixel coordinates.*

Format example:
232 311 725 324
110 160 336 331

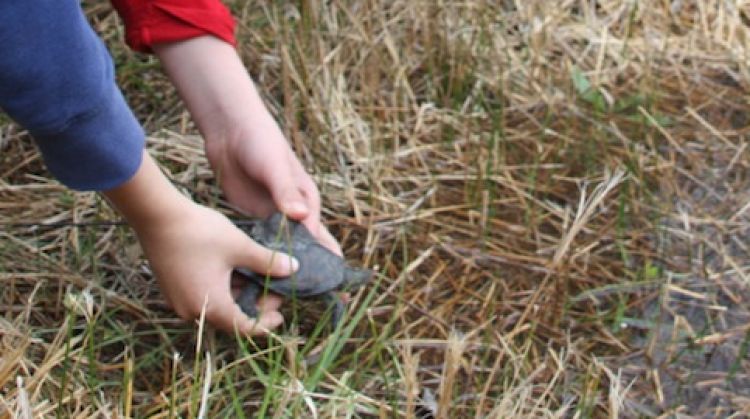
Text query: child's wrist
103 151 194 231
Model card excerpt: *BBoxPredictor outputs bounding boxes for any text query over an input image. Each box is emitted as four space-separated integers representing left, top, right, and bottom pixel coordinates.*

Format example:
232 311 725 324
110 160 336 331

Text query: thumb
230 229 300 277
317 225 343 256
264 165 310 220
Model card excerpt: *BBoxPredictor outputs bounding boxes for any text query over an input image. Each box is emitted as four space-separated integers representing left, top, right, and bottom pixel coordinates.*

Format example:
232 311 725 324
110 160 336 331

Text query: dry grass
2 0 750 417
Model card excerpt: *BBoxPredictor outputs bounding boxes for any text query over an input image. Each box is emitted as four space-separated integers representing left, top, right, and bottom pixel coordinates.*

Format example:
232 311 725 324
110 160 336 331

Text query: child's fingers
316 225 343 256
264 161 311 221
228 289 283 312
228 284 283 313
206 291 284 336
229 231 299 277
294 168 323 237
256 294 283 312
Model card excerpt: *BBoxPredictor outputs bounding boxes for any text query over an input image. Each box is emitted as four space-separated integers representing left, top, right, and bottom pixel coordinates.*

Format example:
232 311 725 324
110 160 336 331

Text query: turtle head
341 267 373 291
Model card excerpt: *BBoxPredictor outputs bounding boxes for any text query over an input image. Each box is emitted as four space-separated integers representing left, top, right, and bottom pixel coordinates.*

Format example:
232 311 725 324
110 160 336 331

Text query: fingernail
288 256 300 272
264 311 284 328
252 312 283 334
287 201 307 214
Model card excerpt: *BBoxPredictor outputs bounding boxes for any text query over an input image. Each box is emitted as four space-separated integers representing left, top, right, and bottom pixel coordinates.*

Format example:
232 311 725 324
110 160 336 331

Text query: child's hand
105 152 297 335
136 203 296 335
204 117 343 258
153 36 343 256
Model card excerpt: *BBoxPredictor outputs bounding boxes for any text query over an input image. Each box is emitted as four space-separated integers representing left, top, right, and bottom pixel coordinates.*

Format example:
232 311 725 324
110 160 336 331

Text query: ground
1 1 750 417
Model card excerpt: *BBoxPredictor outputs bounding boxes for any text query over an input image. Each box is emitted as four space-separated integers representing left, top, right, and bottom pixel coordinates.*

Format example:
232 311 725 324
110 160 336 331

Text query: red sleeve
110 0 236 53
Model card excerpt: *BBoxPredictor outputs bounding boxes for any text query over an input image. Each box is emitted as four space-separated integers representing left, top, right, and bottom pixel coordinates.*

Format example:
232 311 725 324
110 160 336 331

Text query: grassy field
2 0 750 417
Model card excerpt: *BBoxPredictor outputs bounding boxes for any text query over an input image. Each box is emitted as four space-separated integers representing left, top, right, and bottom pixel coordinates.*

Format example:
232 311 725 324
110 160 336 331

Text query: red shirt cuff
111 0 236 53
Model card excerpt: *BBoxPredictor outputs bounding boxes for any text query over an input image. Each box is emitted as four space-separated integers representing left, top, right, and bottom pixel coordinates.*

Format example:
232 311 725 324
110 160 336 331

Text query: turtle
234 212 372 328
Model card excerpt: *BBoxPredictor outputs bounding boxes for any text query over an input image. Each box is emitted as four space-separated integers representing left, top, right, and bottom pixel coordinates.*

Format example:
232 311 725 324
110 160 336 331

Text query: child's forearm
102 150 191 231
153 36 271 144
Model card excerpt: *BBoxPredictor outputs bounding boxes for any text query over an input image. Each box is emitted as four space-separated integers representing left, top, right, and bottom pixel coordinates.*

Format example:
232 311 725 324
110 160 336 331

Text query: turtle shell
236 212 349 297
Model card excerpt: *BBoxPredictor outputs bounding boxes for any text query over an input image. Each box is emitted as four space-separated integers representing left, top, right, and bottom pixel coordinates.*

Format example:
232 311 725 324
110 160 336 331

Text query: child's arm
103 150 297 335
152 36 342 255
109 1 341 255
0 1 309 335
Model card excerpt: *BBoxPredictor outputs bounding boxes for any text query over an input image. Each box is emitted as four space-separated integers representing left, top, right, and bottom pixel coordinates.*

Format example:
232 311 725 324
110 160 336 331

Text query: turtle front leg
236 281 261 319
323 292 346 328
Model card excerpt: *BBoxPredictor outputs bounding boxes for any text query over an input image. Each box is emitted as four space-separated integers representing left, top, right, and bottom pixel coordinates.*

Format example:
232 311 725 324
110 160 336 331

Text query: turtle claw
324 292 346 328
